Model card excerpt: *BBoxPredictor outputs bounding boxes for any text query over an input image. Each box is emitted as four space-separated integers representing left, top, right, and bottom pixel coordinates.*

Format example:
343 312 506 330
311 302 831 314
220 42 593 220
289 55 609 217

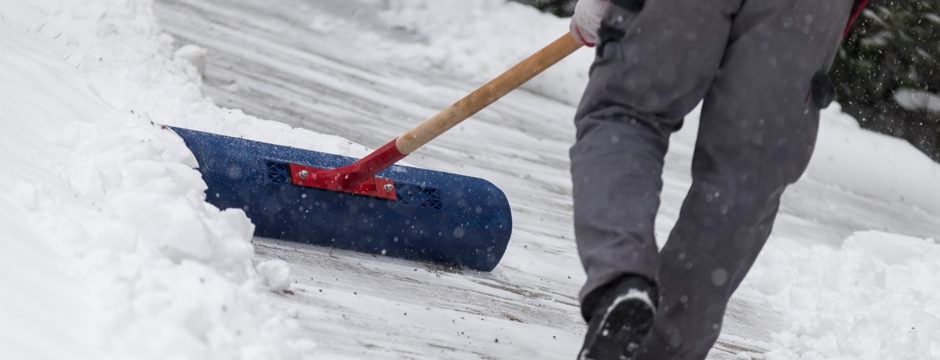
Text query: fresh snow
2 0 940 359
0 1 320 359
759 231 940 359
894 88 940 114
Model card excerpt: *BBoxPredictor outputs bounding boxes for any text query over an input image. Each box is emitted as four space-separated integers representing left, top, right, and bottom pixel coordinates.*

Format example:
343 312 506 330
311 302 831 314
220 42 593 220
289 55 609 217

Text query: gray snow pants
571 0 854 358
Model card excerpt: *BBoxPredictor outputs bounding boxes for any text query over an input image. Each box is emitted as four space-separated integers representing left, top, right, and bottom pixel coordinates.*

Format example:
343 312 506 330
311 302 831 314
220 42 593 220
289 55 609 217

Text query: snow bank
753 231 940 359
807 105 940 215
894 88 940 114
0 200 98 359
0 0 332 358
380 0 594 106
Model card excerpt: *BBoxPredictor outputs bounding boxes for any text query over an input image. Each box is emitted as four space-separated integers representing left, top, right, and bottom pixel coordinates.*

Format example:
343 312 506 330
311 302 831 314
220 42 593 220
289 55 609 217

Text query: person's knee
574 104 683 146
782 125 820 185
691 139 816 196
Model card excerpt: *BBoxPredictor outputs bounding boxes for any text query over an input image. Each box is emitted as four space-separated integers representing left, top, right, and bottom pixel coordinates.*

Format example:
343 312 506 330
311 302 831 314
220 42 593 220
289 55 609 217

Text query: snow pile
894 88 940 113
381 0 594 106
0 0 336 358
40 0 371 158
754 231 940 359
257 260 293 292
807 105 940 215
0 200 98 359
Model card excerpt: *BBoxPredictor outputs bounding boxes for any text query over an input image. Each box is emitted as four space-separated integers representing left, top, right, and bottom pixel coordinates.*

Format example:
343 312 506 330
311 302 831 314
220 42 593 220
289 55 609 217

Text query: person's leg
572 0 741 317
635 0 855 358
573 1 743 358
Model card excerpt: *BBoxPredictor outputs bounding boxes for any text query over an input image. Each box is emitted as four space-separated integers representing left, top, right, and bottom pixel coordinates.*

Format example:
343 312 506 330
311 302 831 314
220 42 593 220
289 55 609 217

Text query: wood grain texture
396 33 582 154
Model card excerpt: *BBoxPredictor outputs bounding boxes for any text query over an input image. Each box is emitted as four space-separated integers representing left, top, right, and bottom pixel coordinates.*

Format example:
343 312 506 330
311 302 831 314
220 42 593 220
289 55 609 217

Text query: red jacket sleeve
844 0 870 37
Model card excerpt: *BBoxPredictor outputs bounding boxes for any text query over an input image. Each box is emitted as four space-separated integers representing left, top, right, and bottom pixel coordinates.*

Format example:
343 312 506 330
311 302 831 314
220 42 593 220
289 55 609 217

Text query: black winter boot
578 276 657 360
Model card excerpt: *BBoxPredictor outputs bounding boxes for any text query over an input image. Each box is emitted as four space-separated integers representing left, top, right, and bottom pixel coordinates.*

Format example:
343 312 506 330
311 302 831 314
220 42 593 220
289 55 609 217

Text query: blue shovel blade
169 127 513 271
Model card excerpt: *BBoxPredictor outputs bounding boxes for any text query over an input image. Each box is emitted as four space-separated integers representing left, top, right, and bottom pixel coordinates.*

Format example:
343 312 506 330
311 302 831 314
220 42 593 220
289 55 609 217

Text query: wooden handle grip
395 33 582 155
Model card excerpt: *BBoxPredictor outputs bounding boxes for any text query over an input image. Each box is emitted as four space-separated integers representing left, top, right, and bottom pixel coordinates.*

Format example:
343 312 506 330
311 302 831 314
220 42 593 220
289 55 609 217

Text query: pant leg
635 0 855 358
571 0 741 319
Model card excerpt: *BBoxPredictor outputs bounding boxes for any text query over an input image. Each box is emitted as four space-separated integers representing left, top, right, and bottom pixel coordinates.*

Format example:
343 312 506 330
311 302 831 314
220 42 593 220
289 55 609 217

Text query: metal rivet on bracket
297 169 309 179
384 183 394 193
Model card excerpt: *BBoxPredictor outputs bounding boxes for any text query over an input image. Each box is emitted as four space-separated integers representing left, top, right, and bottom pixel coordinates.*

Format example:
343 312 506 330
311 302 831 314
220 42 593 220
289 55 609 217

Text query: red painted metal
288 139 407 201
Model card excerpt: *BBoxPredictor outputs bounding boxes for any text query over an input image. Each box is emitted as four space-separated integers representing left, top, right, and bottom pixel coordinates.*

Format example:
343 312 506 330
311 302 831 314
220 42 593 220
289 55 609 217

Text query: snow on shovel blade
170 127 512 271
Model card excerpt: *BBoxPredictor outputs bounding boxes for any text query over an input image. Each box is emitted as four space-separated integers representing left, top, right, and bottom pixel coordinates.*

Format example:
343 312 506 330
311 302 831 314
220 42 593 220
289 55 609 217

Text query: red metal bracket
289 163 398 200
287 139 407 201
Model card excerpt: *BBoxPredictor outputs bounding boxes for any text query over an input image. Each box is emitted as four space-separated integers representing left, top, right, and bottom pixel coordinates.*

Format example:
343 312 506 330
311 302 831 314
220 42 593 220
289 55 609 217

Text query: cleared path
154 1 940 358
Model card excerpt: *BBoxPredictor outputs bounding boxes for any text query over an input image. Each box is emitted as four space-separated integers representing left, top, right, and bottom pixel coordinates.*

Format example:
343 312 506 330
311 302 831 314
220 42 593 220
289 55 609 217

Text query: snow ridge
0 0 318 358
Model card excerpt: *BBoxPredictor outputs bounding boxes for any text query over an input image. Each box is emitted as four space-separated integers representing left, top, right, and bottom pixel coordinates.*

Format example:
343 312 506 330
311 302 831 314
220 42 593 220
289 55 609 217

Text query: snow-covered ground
2 0 940 359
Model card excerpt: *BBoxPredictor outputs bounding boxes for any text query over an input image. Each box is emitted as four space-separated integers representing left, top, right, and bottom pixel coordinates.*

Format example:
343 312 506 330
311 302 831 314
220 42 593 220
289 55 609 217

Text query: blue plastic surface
170 127 513 271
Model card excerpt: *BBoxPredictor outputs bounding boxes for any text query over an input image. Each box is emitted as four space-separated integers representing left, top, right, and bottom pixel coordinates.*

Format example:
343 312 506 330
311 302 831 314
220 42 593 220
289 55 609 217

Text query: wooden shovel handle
395 33 582 155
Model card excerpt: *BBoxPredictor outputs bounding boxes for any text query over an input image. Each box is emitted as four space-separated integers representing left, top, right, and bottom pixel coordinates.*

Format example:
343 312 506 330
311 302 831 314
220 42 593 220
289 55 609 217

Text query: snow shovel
170 33 582 271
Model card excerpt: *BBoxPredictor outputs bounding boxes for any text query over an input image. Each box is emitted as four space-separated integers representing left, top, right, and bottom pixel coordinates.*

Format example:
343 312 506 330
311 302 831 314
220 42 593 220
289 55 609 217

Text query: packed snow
2 0 940 359
759 231 940 359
